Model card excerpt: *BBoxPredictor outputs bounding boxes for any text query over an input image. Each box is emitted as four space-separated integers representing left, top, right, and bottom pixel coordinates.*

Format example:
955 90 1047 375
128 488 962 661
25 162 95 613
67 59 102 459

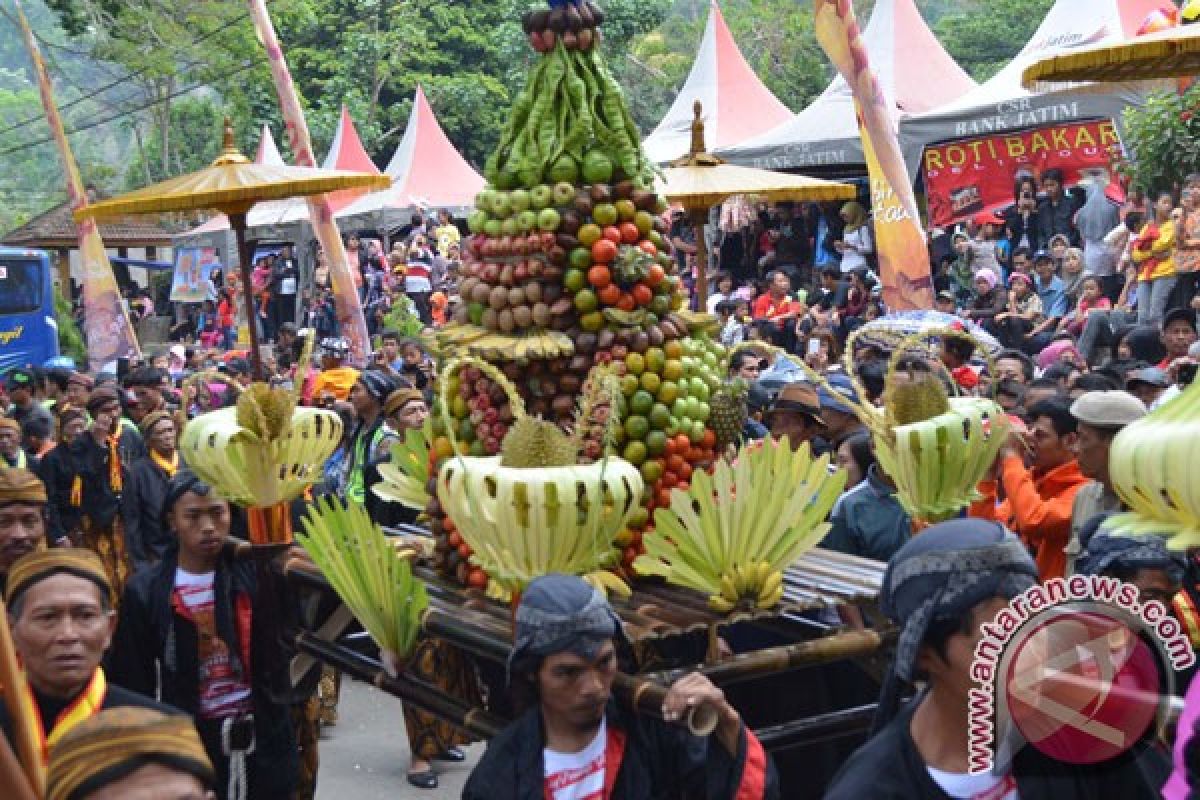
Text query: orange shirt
969 456 1089 581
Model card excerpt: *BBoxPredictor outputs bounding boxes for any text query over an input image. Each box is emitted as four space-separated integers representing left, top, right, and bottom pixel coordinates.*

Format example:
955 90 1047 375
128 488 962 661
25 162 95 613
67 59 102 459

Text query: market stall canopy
720 0 975 172
337 86 485 225
1022 22 1200 87
641 1 792 166
898 0 1164 179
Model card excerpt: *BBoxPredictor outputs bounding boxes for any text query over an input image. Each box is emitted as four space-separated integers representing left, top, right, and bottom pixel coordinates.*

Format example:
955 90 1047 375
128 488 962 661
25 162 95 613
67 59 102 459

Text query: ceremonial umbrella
75 120 390 376
1021 23 1200 87
658 102 856 308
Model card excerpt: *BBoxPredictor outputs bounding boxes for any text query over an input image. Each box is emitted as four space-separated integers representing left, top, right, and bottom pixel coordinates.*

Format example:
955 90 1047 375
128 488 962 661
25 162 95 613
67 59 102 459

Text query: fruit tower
428 0 729 585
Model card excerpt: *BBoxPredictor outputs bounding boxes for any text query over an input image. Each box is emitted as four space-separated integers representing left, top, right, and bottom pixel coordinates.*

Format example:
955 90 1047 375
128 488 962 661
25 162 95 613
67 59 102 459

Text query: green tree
933 0 1054 81
1122 84 1200 195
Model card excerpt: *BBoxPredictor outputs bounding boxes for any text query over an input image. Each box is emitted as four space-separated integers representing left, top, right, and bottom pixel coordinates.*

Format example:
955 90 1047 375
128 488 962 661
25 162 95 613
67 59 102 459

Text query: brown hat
85 387 120 414
6 548 112 606
765 382 825 425
384 388 425 417
138 410 174 437
47 707 214 800
0 468 47 506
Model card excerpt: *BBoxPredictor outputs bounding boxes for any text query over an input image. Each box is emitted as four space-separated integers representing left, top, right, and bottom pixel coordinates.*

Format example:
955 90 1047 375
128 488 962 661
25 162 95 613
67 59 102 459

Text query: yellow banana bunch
1107 380 1200 548
298 496 428 659
373 417 434 510
872 396 1011 523
437 456 643 596
634 437 845 613
436 326 575 361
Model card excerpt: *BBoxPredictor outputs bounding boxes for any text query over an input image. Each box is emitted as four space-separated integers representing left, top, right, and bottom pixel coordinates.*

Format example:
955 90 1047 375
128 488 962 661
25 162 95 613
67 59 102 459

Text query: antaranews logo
968 574 1195 774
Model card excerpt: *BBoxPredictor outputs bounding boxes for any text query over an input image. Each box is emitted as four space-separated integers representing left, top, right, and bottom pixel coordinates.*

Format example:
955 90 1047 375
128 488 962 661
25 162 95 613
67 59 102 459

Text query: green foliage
54 284 86 365
382 294 424 339
1121 84 1200 195
932 0 1054 81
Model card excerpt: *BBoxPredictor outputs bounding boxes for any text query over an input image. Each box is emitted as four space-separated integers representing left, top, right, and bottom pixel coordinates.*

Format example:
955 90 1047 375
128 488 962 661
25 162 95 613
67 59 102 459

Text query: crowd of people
5 171 1200 799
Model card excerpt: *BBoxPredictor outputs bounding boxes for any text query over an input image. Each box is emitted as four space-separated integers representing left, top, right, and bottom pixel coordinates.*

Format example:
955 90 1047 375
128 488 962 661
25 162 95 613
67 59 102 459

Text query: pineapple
710 380 749 452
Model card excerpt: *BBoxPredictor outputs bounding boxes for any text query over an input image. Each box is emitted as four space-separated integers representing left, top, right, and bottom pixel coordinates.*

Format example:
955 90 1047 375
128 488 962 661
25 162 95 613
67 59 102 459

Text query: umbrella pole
230 211 264 380
691 209 708 311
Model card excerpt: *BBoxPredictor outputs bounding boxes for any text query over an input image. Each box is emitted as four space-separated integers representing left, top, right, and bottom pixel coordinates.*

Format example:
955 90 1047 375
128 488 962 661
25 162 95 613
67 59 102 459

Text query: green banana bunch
634 437 845 613
437 455 644 596
180 401 342 508
1106 380 1200 547
298 496 429 659
873 397 1011 523
374 417 434 510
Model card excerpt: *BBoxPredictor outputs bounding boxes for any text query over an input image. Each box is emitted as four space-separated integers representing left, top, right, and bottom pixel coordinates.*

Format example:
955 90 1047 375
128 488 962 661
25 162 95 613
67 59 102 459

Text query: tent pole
690 208 708 310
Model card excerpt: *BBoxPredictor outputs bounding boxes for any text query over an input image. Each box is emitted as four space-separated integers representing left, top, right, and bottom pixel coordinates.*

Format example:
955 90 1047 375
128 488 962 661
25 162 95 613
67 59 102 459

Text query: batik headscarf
508 573 624 682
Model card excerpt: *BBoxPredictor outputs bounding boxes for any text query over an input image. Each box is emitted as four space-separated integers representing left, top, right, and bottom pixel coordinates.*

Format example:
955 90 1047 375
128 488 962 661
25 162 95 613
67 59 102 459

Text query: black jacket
1037 195 1081 248
122 456 174 569
825 696 1167 799
0 680 174 749
44 429 143 536
107 547 296 798
462 699 778 800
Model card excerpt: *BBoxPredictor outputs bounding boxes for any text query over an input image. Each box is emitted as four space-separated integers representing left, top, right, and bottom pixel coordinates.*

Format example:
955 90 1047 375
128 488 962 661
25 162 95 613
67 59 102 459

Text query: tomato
644 263 666 287
638 239 659 256
701 429 716 449
661 471 678 489
467 569 488 589
591 239 618 263
656 489 673 508
619 222 641 244
675 433 692 453
457 543 472 559
664 437 677 456
616 293 636 312
665 454 685 474
443 516 456 532
597 283 621 306
602 225 623 244
678 462 693 481
631 284 654 306
587 265 612 288
448 531 462 548
676 481 689 493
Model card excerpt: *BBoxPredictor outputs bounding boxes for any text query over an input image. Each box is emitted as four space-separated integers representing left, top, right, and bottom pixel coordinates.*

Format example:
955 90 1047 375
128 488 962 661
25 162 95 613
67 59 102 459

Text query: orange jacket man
969 399 1090 580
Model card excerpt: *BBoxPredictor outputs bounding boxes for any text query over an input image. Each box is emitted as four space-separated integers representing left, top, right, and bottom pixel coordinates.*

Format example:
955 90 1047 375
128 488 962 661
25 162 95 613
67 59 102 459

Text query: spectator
1005 174 1041 252
1026 250 1068 351
764 383 824 451
1075 178 1122 280
1132 191 1179 326
970 398 1090 580
1065 390 1147 575
1160 307 1199 369
817 373 863 443
729 350 762 383
1060 246 1086 307
714 300 746 348
706 273 736 314
993 272 1042 349
934 289 956 315
434 210 460 258
833 201 873 275
960 269 1006 327
993 349 1035 386
832 429 874 490
1125 366 1170 408
995 379 1025 414
822 434 910 564
1036 167 1080 247
1175 176 1200 309
1076 517 1182 608
1060 275 1111 338
271 245 299 333
751 271 803 349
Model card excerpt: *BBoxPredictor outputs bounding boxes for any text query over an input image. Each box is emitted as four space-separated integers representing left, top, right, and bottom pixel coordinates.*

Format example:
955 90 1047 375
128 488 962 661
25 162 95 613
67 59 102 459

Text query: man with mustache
0 467 49 592
463 574 777 800
108 470 297 800
0 549 165 760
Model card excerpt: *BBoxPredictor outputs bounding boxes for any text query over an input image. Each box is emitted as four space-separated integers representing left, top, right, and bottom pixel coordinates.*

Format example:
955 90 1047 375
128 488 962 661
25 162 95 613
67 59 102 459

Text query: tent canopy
898 0 1164 178
641 1 793 165
337 85 485 225
720 0 975 171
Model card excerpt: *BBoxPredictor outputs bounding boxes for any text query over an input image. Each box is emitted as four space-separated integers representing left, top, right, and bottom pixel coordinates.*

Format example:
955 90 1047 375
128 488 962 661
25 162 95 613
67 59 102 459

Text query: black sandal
406 769 438 790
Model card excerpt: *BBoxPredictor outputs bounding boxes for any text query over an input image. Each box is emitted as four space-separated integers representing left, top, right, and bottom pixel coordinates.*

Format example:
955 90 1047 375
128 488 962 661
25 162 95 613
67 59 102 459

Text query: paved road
316 677 483 799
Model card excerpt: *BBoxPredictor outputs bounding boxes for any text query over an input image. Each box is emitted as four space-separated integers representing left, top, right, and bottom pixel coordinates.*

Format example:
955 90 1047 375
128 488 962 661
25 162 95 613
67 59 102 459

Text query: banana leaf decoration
373 417 434 510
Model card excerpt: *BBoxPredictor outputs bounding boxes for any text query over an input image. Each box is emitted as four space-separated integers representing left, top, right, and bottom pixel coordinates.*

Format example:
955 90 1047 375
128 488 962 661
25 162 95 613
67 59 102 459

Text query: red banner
922 119 1121 228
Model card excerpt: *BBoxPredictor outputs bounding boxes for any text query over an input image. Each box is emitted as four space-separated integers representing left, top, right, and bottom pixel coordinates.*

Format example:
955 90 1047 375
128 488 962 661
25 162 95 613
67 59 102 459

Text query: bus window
0 259 42 315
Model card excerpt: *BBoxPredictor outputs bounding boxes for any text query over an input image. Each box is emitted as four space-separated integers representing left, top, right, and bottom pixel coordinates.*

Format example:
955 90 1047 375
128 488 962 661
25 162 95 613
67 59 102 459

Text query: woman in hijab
1074 178 1121 283
1060 246 1087 307
834 201 873 275
961 269 1006 327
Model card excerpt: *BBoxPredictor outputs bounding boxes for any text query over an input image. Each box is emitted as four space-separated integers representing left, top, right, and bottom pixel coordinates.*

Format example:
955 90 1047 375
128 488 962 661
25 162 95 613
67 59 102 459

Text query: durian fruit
500 416 578 468
236 382 295 440
884 368 950 427
709 380 749 452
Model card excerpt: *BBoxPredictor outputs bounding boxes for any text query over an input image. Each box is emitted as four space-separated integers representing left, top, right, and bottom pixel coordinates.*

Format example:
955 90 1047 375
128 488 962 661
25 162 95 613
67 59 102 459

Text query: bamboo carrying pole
0 599 44 796
0 734 37 800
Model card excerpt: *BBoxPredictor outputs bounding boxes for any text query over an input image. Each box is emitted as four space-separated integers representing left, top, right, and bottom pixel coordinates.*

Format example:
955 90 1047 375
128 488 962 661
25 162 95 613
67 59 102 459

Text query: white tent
719 0 976 171
898 0 1164 179
640 1 792 165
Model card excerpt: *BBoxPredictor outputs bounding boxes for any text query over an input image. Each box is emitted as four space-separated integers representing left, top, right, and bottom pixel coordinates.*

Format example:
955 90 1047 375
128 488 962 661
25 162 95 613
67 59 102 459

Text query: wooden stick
0 733 36 800
0 600 44 796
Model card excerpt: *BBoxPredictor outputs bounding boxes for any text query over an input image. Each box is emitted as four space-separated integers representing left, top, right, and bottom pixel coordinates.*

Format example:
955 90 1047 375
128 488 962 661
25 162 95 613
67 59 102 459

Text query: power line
0 4 266 139
0 57 264 159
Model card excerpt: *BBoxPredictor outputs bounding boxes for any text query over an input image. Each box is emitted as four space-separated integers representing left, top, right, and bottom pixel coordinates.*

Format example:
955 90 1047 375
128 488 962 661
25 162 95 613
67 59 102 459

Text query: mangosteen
590 183 612 203
575 333 597 354
614 179 635 199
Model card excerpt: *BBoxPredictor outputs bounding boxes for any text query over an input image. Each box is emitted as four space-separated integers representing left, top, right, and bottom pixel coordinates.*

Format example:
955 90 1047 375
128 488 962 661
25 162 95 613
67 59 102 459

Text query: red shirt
752 294 800 327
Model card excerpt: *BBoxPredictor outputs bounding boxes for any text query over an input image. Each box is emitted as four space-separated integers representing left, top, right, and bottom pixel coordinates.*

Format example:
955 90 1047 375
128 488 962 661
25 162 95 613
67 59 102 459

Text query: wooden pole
691 209 708 311
0 600 45 796
229 211 263 380
0 734 37 800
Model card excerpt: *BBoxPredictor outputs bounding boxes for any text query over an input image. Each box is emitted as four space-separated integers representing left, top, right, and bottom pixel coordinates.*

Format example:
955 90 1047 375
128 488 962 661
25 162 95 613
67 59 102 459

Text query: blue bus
0 247 59 373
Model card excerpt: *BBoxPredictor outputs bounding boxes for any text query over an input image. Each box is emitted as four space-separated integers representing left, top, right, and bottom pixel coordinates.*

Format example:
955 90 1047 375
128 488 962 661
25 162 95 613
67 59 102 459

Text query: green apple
531 184 553 209
552 182 576 207
510 188 531 212
537 207 562 232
